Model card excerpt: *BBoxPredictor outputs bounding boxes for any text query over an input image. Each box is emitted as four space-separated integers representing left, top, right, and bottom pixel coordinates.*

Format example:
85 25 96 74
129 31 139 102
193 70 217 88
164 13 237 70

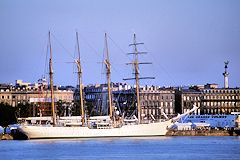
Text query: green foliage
0 103 17 127
85 102 96 116
56 100 64 117
72 102 80 116
72 101 95 116
16 102 34 118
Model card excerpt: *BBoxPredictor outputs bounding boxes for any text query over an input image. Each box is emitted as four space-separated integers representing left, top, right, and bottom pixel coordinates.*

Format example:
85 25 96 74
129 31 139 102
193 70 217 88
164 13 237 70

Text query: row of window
1 95 12 99
183 102 201 107
85 88 103 93
0 94 72 101
142 108 174 115
203 95 240 100
142 101 173 107
183 101 239 107
183 95 240 101
0 89 10 92
203 89 240 94
203 101 238 107
85 94 102 100
202 108 239 114
183 96 200 101
141 95 174 101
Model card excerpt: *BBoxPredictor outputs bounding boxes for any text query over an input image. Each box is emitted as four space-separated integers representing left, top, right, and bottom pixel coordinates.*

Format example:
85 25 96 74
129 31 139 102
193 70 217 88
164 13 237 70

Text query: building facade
201 88 240 114
140 86 175 120
175 88 202 115
0 79 74 117
83 83 132 115
82 83 176 120
175 84 240 115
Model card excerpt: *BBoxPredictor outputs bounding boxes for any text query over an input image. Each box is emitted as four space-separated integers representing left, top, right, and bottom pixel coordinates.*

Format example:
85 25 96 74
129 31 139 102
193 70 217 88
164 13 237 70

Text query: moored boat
19 120 172 139
18 32 186 139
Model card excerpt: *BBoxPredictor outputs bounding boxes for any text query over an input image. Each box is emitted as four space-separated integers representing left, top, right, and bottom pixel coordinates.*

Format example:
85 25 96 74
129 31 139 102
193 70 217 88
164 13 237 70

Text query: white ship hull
19 120 172 139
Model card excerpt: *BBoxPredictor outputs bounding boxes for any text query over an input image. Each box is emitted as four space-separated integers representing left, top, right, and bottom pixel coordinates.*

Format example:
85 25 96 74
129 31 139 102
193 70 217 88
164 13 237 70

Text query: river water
0 136 239 160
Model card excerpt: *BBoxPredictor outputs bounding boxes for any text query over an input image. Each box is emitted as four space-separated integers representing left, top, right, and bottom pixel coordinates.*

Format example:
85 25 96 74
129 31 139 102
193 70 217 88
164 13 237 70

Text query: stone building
83 83 132 115
140 86 175 120
175 84 240 115
201 87 240 114
82 83 176 120
0 79 74 117
0 83 13 105
83 83 107 115
175 87 202 115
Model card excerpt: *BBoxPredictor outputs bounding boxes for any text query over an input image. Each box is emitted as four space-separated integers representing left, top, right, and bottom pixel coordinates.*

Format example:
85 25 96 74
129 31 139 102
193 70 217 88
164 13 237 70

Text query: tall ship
18 32 192 139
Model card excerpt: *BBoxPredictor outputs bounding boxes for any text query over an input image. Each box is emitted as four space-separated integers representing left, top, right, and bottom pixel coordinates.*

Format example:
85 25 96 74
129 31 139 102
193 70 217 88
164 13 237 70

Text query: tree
16 102 34 118
0 103 17 127
85 101 96 116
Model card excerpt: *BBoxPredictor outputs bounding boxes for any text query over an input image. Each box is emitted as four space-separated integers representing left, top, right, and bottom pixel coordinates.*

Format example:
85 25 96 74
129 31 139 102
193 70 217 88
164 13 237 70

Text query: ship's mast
48 31 57 126
104 33 113 119
75 32 85 126
132 34 141 123
124 33 154 124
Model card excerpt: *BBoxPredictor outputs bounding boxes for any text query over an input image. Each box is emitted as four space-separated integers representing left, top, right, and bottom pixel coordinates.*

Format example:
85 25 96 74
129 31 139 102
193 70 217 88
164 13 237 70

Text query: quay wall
166 129 238 136
1 130 239 140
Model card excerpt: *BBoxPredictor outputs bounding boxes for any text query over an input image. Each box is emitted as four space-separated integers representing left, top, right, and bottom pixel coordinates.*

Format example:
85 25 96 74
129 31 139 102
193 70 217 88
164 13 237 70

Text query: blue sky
0 0 239 87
